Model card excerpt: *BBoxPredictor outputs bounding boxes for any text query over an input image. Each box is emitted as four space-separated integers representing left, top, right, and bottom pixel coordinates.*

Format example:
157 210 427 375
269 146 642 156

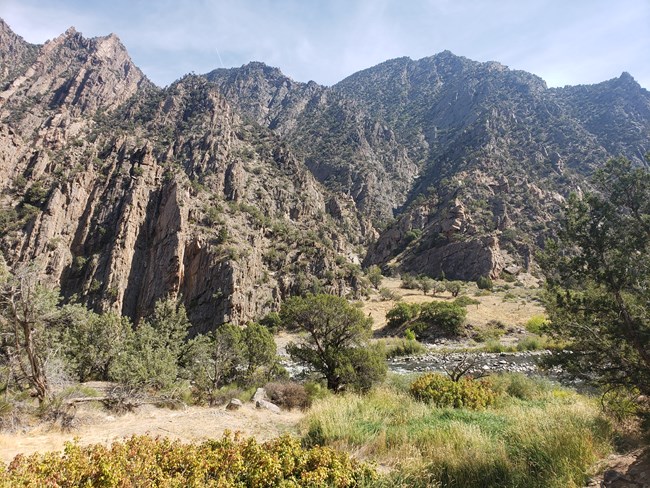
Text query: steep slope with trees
0 22 370 331
1 19 649 328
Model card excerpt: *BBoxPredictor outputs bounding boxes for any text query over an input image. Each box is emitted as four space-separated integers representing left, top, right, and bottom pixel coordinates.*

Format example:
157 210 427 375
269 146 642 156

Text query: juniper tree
540 157 650 397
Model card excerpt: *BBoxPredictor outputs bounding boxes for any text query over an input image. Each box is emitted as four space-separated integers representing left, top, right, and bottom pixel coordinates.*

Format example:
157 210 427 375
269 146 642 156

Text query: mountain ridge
1 19 649 330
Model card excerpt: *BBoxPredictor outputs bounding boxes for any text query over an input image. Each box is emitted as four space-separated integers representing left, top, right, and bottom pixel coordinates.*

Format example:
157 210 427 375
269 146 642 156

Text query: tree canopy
280 294 385 392
541 157 650 397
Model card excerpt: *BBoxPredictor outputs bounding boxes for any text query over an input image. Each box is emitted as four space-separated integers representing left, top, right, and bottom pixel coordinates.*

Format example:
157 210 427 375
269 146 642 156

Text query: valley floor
1 278 647 486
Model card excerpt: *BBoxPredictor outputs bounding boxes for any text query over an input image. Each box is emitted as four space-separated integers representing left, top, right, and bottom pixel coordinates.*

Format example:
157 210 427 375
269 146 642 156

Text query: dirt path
0 403 303 464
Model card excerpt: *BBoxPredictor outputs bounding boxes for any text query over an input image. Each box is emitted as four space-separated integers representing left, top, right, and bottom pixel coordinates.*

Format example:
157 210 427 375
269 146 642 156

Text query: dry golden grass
363 277 545 332
0 402 303 464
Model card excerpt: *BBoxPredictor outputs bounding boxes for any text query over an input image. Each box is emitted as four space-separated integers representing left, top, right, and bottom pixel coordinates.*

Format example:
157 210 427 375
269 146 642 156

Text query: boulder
252 387 267 403
255 399 281 414
225 398 243 411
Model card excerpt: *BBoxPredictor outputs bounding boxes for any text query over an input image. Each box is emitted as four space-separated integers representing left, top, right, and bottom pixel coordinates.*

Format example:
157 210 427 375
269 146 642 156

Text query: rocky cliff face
0 23 369 331
206 52 650 280
335 54 649 279
1 19 649 328
207 63 420 223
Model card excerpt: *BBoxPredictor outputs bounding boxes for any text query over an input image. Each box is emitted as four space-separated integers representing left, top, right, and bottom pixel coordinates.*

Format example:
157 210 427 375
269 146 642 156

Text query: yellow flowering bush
1 433 376 487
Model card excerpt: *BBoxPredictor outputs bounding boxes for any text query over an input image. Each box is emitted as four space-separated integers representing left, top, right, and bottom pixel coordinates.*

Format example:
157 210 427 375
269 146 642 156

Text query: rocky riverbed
282 348 565 381
388 350 555 376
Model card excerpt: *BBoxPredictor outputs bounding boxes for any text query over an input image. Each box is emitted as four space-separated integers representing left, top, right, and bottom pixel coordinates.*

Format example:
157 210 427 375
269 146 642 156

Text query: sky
1 0 649 90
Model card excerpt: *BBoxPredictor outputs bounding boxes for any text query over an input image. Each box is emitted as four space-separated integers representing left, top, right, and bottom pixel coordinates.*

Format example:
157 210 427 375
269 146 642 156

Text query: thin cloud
1 0 648 89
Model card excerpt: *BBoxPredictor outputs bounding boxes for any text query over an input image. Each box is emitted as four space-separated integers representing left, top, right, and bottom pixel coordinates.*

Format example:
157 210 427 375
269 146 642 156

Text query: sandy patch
0 402 303 464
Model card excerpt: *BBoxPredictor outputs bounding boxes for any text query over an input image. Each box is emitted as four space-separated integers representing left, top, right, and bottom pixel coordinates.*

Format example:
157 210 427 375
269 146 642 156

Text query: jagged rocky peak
207 61 289 83
0 18 39 87
0 21 152 123
204 61 325 133
616 71 640 86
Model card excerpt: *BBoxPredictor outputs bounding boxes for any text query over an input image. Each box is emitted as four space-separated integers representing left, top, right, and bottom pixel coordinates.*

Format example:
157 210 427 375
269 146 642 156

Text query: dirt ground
0 402 303 464
363 277 545 332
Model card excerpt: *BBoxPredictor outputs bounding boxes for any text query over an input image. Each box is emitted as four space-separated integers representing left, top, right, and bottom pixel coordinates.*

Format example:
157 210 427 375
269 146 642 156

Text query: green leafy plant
525 314 548 334
409 373 496 409
476 276 493 290
1 434 377 486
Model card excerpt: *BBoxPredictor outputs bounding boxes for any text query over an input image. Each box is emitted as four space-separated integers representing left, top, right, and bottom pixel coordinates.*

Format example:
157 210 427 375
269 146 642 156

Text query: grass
302 374 612 488
525 314 548 334
378 338 427 358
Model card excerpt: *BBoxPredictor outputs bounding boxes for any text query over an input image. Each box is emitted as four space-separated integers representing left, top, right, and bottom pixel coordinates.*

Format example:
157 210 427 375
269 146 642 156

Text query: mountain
206 63 418 223
1 20 649 330
0 23 369 332
207 52 650 281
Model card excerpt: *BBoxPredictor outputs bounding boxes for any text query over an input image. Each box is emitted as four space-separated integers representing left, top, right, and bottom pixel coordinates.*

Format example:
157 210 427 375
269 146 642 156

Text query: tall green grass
377 337 427 358
303 373 611 488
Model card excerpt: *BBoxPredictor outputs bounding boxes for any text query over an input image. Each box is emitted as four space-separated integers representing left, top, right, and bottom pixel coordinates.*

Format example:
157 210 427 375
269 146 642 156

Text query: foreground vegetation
303 374 612 488
1 434 376 487
0 373 613 487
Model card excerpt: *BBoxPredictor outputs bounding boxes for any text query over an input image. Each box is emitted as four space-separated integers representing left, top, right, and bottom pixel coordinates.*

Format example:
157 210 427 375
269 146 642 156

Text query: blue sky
2 0 649 89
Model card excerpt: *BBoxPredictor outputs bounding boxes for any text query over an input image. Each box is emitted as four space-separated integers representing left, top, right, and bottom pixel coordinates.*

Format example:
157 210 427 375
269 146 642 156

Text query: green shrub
409 373 496 409
473 326 505 343
304 381 330 403
333 344 388 394
454 295 480 307
378 287 400 301
386 302 421 328
259 311 281 332
401 274 419 289
110 322 180 390
516 336 544 351
502 292 517 302
483 341 514 353
418 276 435 295
386 301 466 338
476 276 494 290
110 298 191 390
417 301 467 336
22 180 50 207
445 280 463 297
404 228 422 243
366 264 383 288
525 314 548 334
62 307 133 382
381 337 426 358
240 322 277 383
2 434 377 486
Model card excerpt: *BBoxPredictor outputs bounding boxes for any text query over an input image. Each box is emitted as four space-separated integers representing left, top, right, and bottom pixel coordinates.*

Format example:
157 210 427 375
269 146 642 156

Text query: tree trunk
21 320 48 404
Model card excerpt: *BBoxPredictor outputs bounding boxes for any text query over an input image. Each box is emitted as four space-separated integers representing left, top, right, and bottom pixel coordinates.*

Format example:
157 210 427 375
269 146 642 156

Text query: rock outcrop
0 23 369 331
